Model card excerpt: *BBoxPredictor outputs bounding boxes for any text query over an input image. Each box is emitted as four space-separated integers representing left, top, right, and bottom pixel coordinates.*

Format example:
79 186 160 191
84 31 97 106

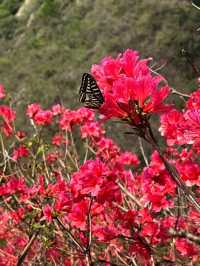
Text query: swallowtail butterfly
79 73 104 109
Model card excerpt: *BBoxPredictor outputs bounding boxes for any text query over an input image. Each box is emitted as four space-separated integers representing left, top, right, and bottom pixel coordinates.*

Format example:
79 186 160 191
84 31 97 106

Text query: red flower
97 180 121 204
51 104 63 115
175 238 199 257
34 110 53 125
0 84 5 99
186 88 200 109
116 151 139 167
52 134 64 146
0 105 16 136
129 240 151 261
54 192 71 212
26 103 41 119
183 109 200 145
15 130 26 140
12 145 29 161
71 159 106 197
91 49 171 125
176 159 200 186
59 108 95 131
159 109 185 146
68 199 89 230
10 208 25 224
46 151 59 164
43 204 53 222
2 121 13 136
0 105 16 122
96 137 120 161
93 226 118 242
0 177 26 196
80 121 105 140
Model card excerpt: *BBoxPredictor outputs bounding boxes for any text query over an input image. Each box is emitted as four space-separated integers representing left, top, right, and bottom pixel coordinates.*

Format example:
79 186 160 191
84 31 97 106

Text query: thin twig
192 2 200 10
174 188 181 231
16 231 39 266
84 139 89 163
66 150 79 170
87 145 96 155
42 149 50 182
138 137 148 166
86 197 93 265
55 217 85 253
113 202 128 212
64 131 69 161
171 88 190 98
116 180 143 208
114 250 129 266
0 133 9 173
150 61 167 72
131 257 139 266
169 228 200 245
69 131 79 169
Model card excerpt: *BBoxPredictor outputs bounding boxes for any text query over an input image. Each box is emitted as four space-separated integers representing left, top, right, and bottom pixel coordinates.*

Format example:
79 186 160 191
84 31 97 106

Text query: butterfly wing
79 73 104 109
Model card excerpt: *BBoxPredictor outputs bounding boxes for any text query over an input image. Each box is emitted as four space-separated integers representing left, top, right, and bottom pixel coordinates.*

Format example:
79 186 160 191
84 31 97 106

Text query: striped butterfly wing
79 73 104 109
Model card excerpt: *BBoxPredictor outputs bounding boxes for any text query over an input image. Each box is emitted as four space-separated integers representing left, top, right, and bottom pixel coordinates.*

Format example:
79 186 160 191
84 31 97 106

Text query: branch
138 137 149 166
146 124 200 213
16 231 39 266
171 88 190 98
116 181 143 208
55 217 85 253
169 228 200 245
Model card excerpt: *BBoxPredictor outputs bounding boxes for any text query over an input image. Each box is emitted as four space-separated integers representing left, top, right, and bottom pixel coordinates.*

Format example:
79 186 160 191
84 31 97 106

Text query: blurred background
0 0 199 150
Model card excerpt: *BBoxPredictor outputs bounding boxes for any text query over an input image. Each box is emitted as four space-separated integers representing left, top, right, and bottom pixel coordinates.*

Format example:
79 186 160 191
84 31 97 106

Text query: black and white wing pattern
79 73 104 109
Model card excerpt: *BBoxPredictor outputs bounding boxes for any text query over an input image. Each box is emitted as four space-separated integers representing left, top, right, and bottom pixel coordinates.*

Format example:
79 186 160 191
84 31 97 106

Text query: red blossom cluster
0 50 200 265
92 49 171 124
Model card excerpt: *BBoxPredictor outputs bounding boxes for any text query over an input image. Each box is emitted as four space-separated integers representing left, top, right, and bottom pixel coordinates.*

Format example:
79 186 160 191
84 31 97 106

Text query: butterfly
79 73 104 109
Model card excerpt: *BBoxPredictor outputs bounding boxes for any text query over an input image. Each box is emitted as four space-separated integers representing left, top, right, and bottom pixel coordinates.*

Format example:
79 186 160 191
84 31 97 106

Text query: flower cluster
92 49 171 126
0 50 200 265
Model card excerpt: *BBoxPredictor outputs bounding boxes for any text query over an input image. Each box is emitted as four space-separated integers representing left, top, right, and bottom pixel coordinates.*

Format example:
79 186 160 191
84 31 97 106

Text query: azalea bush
1 49 200 265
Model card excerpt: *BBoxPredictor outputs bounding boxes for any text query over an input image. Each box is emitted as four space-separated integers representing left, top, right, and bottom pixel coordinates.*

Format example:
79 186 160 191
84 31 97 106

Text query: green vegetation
0 0 199 148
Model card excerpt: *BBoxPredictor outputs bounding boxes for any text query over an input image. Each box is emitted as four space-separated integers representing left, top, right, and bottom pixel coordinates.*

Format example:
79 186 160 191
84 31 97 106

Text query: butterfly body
79 73 104 109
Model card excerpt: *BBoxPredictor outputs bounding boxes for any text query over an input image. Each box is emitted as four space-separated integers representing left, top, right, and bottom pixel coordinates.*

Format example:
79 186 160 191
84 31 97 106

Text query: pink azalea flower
186 88 200 109
52 134 64 146
0 84 5 99
43 204 53 222
91 49 172 125
159 108 185 146
51 104 63 115
71 159 106 197
26 103 41 118
12 145 29 161
175 238 199 257
34 110 53 125
80 121 105 140
68 199 89 230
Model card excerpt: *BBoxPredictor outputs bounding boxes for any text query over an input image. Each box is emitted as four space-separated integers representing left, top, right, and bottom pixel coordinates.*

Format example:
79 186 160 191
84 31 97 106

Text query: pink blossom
26 103 41 118
68 199 89 230
34 110 53 125
52 134 64 146
0 84 5 99
175 238 199 257
51 104 63 115
12 145 29 161
43 204 53 222
91 49 172 124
